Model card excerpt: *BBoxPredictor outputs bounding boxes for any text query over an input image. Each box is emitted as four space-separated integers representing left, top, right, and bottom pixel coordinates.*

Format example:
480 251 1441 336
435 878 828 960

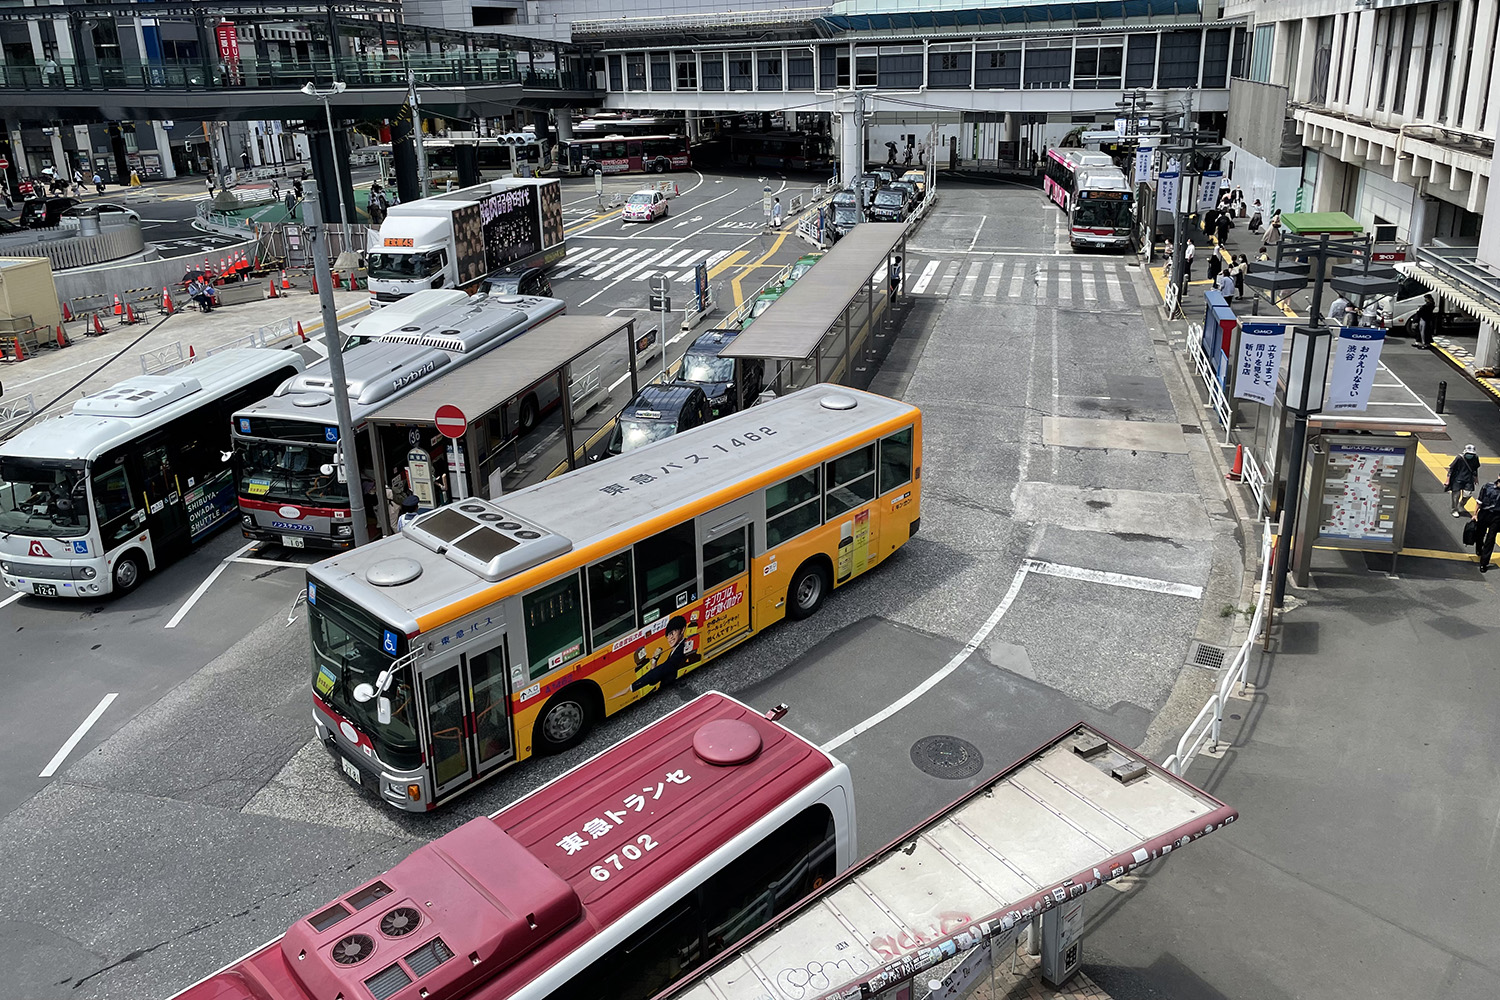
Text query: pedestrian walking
1215 211 1231 245
1472 474 1500 572
2 183 12 211
1260 219 1281 250
270 178 280 201
1183 240 1195 282
1327 293 1354 327
1206 251 1222 284
772 196 782 228
1234 254 1249 298
1203 207 1219 237
1447 445 1482 518
1216 268 1236 301
889 254 902 294
206 174 216 196
284 188 296 217
1248 200 1264 233
92 171 104 194
1413 294 1437 349
1233 186 1246 216
42 55 58 86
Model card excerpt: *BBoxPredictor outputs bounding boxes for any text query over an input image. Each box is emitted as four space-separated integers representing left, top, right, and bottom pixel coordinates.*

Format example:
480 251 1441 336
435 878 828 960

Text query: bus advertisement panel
303 384 922 810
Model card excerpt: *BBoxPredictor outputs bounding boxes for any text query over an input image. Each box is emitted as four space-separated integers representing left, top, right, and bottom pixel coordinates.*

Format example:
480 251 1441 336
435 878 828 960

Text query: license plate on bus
281 535 305 549
32 583 56 597
341 757 361 785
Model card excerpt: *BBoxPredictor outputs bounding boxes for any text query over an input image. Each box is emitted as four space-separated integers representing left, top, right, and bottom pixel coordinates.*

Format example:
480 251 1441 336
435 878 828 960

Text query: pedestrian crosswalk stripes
552 246 732 284
900 256 1139 307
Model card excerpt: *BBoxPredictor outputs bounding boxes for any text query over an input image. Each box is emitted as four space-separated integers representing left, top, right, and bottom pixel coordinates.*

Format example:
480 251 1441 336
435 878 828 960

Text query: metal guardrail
2 223 145 270
0 393 36 436
140 342 186 375
1186 322 1233 444
1163 519 1274 777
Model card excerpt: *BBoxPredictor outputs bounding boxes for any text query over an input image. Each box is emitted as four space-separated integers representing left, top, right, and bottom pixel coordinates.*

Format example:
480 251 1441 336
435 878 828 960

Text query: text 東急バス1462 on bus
1042 147 1135 251
366 177 567 308
303 385 921 810
0 349 304 598
169 692 857 1000
232 293 564 553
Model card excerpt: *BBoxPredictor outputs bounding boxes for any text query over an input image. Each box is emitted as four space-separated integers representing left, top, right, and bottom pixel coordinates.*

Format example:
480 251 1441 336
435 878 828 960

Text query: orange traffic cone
348 273 360 291
296 321 307 342
125 303 139 325
160 287 175 314
61 301 73 321
1226 444 1244 482
56 324 68 348
219 256 226 274
267 277 279 299
9 336 25 361
310 272 319 295
332 271 343 290
188 345 196 360
92 312 107 336
281 271 291 290
112 293 123 317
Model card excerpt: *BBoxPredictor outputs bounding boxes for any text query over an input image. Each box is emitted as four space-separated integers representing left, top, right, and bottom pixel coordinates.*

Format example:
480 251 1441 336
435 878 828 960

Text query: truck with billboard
366 177 566 308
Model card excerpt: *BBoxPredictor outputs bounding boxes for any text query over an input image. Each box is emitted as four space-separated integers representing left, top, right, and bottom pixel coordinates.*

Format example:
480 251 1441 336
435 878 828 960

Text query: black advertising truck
367 178 567 306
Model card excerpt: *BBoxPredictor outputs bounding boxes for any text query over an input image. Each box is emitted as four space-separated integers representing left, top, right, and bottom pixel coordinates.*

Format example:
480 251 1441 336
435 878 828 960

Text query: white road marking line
983 262 1004 299
677 249 712 268
551 265 587 280
911 260 940 294
1024 559 1204 599
1081 268 1097 301
565 246 606 263
935 262 959 296
656 248 697 268
1009 266 1026 298
40 693 118 777
611 253 667 283
592 249 654 280
230 556 305 567
165 541 255 629
959 262 980 297
0 591 23 608
1105 268 1124 299
822 563 1032 752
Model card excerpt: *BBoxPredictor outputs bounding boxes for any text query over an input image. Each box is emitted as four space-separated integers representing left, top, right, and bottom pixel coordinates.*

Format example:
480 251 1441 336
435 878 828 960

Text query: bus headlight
241 514 254 527
335 523 354 537
0 561 11 574
80 566 96 579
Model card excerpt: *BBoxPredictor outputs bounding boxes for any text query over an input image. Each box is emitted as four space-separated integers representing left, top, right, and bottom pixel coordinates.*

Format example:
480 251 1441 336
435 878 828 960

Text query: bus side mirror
377 697 392 725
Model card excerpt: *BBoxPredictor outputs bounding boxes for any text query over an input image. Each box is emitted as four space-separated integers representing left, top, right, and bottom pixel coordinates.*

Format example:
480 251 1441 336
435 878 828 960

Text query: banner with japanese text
1134 146 1154 185
1233 323 1285 405
1326 327 1386 411
1157 170 1179 212
1197 170 1223 213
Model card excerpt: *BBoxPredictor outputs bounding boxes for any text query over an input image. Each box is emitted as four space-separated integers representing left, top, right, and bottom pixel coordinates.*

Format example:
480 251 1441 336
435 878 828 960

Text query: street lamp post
301 81 350 250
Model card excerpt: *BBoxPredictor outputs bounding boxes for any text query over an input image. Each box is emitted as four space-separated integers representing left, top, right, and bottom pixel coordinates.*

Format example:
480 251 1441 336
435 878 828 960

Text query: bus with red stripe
1041 147 1113 212
168 692 856 1000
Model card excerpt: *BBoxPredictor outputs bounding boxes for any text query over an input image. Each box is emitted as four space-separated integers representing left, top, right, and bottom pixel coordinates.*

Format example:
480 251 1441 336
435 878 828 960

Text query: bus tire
654 158 667 173
787 558 830 620
535 683 599 755
518 393 540 433
111 551 145 595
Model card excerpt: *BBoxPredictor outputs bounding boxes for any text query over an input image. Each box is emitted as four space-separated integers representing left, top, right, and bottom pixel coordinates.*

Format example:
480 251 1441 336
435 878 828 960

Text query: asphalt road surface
0 176 1241 1000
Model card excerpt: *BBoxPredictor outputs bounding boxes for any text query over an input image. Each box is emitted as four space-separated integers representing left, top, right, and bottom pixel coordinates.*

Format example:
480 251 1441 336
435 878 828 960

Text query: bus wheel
656 159 669 173
788 559 829 620
518 393 540 433
536 685 597 754
111 552 144 595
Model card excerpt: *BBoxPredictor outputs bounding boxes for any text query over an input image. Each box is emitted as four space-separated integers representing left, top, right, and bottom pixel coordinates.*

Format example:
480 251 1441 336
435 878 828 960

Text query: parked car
741 286 785 329
868 187 909 222
829 190 861 240
785 252 824 285
854 173 883 208
888 180 919 207
19 197 77 229
623 189 669 222
900 169 928 199
60 202 140 224
480 266 552 298
871 167 897 186
675 328 766 417
602 382 711 457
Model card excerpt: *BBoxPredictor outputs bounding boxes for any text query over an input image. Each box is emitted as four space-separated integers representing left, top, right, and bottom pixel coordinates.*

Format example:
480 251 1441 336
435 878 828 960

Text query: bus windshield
235 439 350 506
0 457 90 538
368 251 444 280
1074 197 1130 229
681 352 733 383
308 594 421 769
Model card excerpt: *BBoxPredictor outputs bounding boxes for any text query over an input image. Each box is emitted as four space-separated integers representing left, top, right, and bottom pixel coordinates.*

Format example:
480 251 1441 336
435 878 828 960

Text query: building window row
603 28 1241 95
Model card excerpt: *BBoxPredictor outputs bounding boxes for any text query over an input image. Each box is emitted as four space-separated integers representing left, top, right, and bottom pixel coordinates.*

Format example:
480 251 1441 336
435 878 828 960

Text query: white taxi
623 189 669 222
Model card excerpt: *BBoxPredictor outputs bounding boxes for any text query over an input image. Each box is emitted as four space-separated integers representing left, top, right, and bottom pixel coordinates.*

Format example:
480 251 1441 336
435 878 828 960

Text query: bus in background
231 294 564 552
562 134 691 175
1067 165 1134 250
1042 147 1114 212
375 136 546 188
303 384 921 810
718 131 833 172
0 350 304 597
171 693 855 1000
572 113 682 138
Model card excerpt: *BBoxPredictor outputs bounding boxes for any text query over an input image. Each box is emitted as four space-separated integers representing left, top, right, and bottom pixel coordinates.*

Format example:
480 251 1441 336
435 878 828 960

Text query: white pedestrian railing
1186 322 1232 443
569 363 602 408
1163 518 1273 777
140 342 187 375
0 393 36 437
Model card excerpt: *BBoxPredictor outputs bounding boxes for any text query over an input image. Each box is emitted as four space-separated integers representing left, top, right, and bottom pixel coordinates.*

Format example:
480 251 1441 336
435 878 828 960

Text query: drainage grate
1186 641 1228 670
910 736 984 780
1181 424 1203 435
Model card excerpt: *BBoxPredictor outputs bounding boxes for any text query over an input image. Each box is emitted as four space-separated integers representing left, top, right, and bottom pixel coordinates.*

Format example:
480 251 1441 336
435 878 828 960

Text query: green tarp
1279 211 1363 234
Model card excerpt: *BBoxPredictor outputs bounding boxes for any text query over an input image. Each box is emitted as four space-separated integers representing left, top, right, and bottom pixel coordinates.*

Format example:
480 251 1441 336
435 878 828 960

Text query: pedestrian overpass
659 724 1236 1000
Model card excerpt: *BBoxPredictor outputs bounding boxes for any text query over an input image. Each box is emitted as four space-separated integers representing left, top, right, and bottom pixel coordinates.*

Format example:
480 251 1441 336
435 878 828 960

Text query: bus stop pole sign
435 404 467 439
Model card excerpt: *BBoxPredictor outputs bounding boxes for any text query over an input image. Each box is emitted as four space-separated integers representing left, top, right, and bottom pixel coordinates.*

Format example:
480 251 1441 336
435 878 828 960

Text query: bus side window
91 461 138 542
521 573 585 679
634 522 698 625
586 550 638 648
879 426 914 494
824 444 876 520
766 468 820 547
699 805 837 958
547 896 703 1000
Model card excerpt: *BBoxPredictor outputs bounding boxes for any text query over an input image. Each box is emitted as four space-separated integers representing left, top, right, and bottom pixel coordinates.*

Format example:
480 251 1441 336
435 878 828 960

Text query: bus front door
698 497 756 655
422 637 514 800
140 442 192 561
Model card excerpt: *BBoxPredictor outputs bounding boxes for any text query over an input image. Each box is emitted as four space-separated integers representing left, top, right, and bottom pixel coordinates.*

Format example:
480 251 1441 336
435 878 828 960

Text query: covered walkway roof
721 223 906 362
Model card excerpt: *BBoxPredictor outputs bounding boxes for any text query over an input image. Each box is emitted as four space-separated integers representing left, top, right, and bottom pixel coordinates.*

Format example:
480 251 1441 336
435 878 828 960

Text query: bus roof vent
819 393 858 411
292 392 332 408
367 558 423 587
693 718 764 766
405 501 570 582
72 376 203 418
282 818 580 1000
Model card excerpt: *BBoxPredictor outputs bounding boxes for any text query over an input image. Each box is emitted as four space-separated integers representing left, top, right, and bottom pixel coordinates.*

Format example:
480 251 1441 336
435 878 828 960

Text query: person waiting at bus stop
187 275 216 312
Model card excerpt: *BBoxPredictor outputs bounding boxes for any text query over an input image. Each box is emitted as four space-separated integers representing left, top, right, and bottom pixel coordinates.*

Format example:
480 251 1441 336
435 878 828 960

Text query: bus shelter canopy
1279 211 1363 235
366 315 634 428
721 223 908 362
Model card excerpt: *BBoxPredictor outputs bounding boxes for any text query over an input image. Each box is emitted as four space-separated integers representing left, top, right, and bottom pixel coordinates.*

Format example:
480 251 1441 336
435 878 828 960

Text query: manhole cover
911 736 984 779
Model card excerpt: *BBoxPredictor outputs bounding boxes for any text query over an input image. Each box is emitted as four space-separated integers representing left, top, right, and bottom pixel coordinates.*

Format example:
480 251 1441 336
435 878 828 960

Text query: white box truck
367 177 566 307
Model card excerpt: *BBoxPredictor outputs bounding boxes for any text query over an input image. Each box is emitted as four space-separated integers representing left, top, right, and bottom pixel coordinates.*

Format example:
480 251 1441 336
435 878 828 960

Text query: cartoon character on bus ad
611 613 701 698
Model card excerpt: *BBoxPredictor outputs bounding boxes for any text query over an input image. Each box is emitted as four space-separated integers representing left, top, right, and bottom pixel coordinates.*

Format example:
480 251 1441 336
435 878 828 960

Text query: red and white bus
1064 165 1134 250
169 693 856 1000
1041 147 1113 212
562 134 692 176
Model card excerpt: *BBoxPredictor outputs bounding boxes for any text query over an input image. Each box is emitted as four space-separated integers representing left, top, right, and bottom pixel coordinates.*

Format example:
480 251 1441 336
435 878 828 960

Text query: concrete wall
51 236 258 309
1226 79 1298 167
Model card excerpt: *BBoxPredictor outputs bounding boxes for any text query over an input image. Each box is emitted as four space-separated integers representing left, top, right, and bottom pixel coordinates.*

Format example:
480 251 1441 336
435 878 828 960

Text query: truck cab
367 216 453 306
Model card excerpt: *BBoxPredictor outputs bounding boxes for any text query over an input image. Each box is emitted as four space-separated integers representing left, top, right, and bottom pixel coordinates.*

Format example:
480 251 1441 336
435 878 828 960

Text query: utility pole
1159 94 1226 303
408 71 429 198
303 179 371 546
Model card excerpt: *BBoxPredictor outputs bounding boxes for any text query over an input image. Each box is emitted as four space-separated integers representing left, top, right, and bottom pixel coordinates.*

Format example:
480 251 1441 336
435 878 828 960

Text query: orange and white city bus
303 384 921 810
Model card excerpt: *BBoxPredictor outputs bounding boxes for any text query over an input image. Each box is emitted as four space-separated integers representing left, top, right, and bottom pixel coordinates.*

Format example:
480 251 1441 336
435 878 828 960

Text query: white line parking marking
40 693 118 777
165 542 255 629
1023 559 1204 598
1 591 23 608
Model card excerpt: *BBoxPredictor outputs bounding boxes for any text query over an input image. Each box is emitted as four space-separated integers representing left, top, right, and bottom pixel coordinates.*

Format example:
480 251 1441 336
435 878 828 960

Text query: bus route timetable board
1315 441 1410 546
